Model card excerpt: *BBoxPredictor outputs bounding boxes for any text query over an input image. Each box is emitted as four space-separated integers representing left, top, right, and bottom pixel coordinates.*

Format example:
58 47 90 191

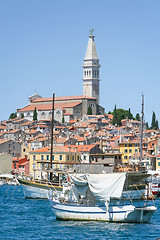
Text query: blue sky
0 0 160 125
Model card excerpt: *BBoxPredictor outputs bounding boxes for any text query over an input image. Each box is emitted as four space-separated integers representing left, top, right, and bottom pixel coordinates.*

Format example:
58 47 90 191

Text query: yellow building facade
29 145 81 179
119 141 140 164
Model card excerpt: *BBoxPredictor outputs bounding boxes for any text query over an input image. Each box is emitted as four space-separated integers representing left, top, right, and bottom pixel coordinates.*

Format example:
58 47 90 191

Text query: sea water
0 185 160 240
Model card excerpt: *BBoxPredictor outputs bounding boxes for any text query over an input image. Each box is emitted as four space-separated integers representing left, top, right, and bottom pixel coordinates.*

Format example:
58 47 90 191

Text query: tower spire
83 30 101 104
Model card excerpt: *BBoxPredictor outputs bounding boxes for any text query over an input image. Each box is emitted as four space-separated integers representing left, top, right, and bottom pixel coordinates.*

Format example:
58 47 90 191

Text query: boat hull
19 179 62 199
49 199 156 223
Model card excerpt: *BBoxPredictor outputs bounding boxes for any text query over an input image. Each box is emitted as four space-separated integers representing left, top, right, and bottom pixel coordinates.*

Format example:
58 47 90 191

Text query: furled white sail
87 173 126 202
70 173 126 202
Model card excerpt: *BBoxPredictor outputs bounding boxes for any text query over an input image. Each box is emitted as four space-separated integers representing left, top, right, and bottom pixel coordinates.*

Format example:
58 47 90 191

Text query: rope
4 184 11 198
10 185 17 199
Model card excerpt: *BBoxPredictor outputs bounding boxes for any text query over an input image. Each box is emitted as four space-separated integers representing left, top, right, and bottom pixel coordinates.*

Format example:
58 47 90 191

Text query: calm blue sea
0 185 160 240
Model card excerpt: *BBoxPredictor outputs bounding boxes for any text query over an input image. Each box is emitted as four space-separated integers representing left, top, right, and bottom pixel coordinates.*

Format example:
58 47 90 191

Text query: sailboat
19 92 63 198
48 172 156 223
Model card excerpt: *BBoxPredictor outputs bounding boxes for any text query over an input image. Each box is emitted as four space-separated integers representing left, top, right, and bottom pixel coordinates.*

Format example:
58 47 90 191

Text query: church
17 31 105 123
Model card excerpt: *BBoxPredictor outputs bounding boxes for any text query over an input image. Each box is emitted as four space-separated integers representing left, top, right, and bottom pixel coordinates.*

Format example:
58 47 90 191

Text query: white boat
49 173 156 223
0 179 4 185
19 178 62 199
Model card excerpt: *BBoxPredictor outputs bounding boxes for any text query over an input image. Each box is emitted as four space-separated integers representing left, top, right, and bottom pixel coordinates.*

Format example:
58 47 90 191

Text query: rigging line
4 184 10 198
10 185 17 199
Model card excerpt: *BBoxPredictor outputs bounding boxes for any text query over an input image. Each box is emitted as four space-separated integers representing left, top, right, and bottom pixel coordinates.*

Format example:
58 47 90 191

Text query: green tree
151 111 156 129
33 107 37 121
151 111 159 130
9 112 17 119
135 113 140 121
112 105 117 125
128 108 133 119
146 122 150 130
155 120 159 130
62 116 65 124
112 107 134 126
87 106 92 115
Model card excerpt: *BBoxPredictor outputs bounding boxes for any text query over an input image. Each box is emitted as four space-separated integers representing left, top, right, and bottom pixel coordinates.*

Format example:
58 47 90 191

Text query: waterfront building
0 139 21 157
29 145 81 179
0 153 12 174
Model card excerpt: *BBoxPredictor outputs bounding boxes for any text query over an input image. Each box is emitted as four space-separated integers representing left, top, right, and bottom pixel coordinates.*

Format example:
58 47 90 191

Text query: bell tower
83 29 101 104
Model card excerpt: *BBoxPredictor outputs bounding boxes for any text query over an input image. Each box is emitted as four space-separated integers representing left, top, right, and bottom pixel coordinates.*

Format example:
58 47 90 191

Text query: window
72 156 74 161
84 155 86 160
158 162 160 166
124 156 128 159
129 144 132 147
46 155 49 160
129 149 132 153
125 144 127 147
67 155 69 161
59 155 62 160
77 156 79 161
135 144 138 147
135 149 138 153
124 149 128 153
23 148 25 152
33 155 36 161
33 163 36 169
41 155 44 161
52 155 54 160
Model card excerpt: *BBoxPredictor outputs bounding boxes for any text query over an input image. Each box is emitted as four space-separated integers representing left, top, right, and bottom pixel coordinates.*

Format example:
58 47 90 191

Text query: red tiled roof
31 95 96 103
0 139 10 144
65 144 96 152
30 145 77 153
18 102 82 112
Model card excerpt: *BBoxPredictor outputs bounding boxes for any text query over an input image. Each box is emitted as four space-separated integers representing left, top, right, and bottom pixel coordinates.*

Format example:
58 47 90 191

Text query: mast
140 94 144 170
50 92 55 180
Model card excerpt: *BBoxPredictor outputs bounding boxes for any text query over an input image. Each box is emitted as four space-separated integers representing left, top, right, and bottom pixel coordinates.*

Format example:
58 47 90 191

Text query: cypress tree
135 113 140 121
62 116 65 124
155 120 159 130
151 111 156 129
87 106 92 115
33 107 37 121
112 105 117 125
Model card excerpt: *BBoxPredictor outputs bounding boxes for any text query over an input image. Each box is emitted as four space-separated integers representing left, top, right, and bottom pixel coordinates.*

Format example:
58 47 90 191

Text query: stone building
17 31 105 123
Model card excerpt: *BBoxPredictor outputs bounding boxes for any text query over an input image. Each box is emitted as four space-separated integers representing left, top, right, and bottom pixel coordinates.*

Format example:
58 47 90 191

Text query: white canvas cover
70 174 88 198
87 173 126 202
70 173 126 202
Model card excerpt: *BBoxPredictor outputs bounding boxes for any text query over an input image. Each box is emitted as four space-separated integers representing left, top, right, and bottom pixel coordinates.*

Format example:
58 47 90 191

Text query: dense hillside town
1 30 160 178
1 112 160 178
